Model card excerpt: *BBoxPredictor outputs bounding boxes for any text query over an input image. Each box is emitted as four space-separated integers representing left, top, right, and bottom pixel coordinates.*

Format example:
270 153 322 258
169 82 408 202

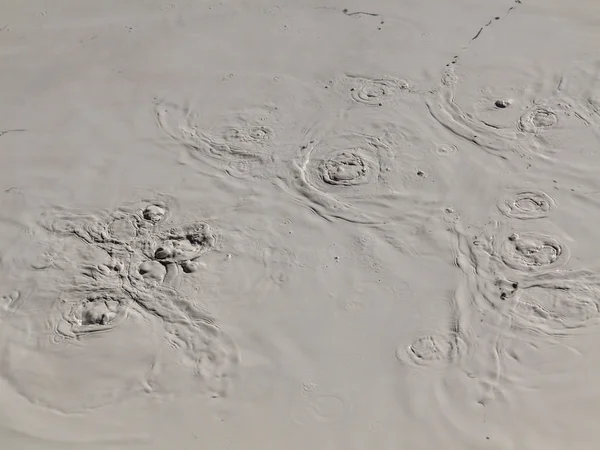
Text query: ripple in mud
517 286 599 336
426 63 594 162
107 215 139 242
0 195 247 412
290 130 393 223
39 195 194 287
156 222 217 263
449 220 589 340
290 391 349 425
283 110 442 226
509 272 600 337
157 98 287 180
128 252 180 296
82 211 143 248
452 221 570 278
518 105 558 133
143 204 167 223
160 321 240 399
552 62 600 128
320 151 370 186
500 232 568 273
497 190 555 220
41 194 175 253
333 74 412 107
138 260 168 283
54 288 130 339
495 277 519 301
155 74 324 180
433 143 458 157
128 221 217 290
209 109 276 158
444 220 600 413
127 286 239 400
0 299 159 414
397 332 470 370
156 100 277 179
0 289 24 318
1 282 240 413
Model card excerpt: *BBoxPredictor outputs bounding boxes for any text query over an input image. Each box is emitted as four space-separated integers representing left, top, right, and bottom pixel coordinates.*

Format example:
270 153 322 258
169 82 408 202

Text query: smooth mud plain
1 1 600 449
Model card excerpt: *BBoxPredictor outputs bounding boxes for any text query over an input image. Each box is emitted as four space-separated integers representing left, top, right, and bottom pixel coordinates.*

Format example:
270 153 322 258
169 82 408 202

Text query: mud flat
1 0 600 449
